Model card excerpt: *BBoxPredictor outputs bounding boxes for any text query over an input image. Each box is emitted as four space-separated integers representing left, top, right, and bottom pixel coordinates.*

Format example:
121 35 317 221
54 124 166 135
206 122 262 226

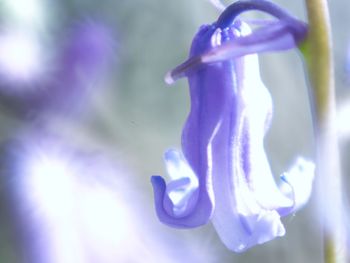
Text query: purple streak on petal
206 22 293 252
166 177 191 191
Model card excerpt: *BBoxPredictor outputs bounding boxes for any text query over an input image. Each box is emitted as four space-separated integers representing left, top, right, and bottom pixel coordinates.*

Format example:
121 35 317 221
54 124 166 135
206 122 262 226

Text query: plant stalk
303 0 347 262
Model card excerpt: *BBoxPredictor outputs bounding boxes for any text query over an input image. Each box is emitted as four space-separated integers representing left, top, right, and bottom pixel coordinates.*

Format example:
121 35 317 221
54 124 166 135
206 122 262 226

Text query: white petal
280 157 315 213
164 149 199 216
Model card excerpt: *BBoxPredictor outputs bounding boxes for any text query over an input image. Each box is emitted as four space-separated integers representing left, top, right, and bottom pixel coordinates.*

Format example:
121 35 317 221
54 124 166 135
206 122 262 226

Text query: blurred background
0 0 349 262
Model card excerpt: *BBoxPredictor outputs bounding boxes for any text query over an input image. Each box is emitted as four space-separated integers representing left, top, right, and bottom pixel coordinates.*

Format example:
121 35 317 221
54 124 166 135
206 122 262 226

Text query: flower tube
152 0 314 252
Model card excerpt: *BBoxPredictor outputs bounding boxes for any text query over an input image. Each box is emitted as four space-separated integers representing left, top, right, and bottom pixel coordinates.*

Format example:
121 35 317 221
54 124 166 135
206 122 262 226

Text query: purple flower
1 132 216 263
32 21 114 114
0 20 114 117
151 0 314 252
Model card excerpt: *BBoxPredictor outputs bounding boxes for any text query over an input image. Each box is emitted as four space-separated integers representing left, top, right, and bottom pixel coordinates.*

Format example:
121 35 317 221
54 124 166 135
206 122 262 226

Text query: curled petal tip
151 175 163 185
151 151 213 228
279 157 315 214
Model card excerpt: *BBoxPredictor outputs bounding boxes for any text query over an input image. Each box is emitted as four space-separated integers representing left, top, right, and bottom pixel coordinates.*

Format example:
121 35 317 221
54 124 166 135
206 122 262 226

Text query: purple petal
209 50 292 252
216 0 307 42
155 0 312 252
165 21 298 84
184 21 294 252
151 149 214 228
202 21 297 63
165 0 307 84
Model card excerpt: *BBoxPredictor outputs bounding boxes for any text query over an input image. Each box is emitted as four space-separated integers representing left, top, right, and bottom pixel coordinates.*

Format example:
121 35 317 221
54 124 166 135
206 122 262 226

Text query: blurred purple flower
152 0 314 252
0 20 115 116
47 21 114 109
2 133 209 263
4 134 129 263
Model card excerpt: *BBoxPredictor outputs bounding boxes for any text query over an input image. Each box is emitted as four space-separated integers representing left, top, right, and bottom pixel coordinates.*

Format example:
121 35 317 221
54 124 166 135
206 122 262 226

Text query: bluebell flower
151 0 314 252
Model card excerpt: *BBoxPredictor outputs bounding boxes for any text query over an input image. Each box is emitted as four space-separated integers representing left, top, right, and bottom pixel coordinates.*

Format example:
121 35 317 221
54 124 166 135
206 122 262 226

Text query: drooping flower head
152 0 314 252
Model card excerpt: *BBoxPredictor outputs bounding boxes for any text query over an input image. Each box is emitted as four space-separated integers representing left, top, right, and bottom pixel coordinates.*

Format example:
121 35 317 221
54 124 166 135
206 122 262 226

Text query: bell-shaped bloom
151 0 314 252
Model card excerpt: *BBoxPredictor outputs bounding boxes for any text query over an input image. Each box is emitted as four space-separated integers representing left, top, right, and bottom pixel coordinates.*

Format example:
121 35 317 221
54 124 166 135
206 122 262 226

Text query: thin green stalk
303 0 332 123
302 0 347 262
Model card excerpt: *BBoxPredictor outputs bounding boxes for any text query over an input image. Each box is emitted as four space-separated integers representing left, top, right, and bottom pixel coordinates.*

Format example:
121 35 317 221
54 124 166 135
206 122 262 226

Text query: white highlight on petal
211 45 289 252
211 28 222 47
164 149 198 216
210 21 313 252
240 53 293 210
0 30 43 84
280 158 315 212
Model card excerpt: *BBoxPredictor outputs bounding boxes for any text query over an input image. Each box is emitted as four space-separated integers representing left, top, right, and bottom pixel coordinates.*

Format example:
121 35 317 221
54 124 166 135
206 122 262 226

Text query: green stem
302 0 347 262
302 0 332 122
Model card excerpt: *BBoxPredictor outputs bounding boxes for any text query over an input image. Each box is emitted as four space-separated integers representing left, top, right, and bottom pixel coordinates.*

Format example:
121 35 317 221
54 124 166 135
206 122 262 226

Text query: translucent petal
279 158 315 215
164 149 199 216
210 50 291 252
